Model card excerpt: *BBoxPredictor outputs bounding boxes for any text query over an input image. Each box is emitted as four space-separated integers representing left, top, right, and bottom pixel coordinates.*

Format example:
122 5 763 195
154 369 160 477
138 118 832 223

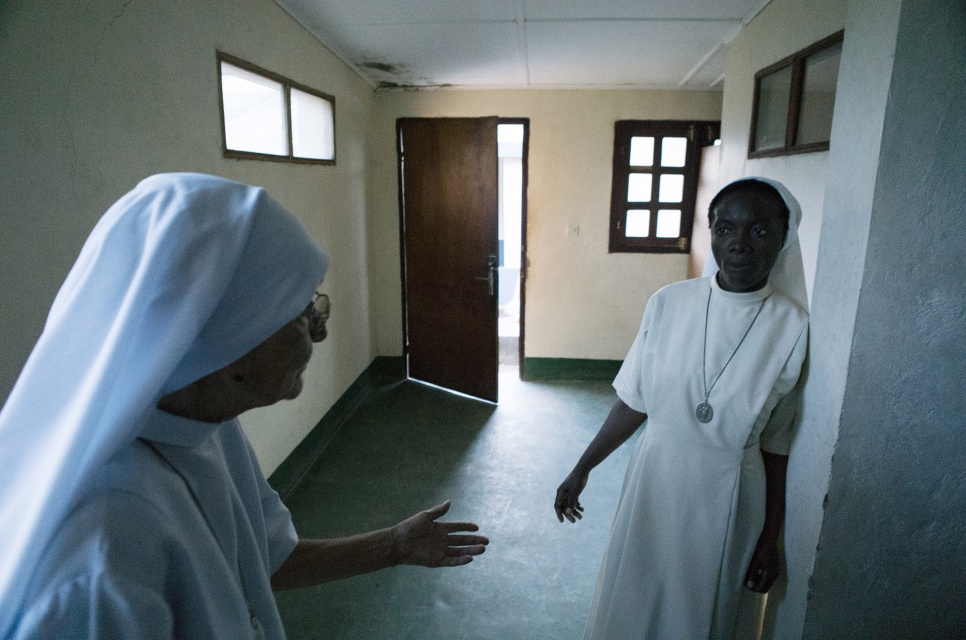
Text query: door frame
395 119 411 382
499 117 530 378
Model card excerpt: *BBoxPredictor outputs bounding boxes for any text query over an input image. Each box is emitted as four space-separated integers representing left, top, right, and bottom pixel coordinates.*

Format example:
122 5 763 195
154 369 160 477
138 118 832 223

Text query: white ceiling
274 0 772 91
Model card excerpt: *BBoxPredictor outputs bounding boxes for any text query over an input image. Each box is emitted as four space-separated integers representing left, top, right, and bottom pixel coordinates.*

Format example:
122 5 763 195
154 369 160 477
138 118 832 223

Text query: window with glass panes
749 30 843 158
217 52 335 164
609 120 719 253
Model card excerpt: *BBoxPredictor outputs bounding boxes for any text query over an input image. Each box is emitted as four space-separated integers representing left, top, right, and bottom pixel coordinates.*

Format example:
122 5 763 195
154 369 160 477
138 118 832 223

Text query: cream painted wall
367 90 723 362
0 0 375 475
688 144 721 279
718 0 847 303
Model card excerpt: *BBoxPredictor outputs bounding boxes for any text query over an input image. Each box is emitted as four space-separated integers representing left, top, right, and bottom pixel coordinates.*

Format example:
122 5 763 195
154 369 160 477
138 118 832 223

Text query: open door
398 117 499 402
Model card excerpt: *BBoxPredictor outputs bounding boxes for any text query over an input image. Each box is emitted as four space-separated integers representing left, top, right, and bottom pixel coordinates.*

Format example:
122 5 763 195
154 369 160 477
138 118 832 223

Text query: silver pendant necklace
696 285 769 423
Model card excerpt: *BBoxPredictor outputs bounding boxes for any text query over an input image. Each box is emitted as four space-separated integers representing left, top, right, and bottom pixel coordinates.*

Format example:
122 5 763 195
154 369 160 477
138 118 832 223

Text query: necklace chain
701 286 769 403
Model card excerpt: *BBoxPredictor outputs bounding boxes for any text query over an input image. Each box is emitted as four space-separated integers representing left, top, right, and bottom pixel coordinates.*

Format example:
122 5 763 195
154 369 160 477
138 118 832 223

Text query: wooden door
398 117 499 402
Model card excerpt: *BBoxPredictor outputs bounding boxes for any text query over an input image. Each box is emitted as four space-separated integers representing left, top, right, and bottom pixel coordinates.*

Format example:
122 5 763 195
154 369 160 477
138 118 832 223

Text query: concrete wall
0 0 376 475
802 0 966 636
367 89 722 361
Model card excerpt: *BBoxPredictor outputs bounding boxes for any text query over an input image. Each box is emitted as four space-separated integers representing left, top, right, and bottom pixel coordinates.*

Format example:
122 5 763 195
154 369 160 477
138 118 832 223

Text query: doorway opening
497 120 528 375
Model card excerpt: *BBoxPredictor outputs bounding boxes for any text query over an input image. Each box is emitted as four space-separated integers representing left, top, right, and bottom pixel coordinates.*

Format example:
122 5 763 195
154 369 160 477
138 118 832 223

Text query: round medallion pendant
696 402 713 423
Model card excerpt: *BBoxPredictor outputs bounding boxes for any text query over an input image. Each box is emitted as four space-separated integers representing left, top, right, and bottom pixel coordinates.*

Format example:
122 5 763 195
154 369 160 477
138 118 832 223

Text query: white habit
11 411 297 639
586 275 808 640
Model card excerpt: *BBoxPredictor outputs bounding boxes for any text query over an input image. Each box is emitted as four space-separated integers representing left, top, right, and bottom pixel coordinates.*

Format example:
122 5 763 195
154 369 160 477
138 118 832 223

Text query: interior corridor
274 370 633 639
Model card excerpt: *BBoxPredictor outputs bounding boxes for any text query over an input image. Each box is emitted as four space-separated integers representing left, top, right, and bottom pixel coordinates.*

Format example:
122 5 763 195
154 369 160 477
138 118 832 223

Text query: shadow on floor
275 371 634 640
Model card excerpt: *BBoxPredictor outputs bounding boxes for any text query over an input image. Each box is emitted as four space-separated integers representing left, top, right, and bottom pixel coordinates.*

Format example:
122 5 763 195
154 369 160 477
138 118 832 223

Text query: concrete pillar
777 0 966 637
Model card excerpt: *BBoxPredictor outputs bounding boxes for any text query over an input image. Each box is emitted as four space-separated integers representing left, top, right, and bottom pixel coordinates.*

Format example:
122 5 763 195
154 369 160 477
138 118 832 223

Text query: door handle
475 253 497 296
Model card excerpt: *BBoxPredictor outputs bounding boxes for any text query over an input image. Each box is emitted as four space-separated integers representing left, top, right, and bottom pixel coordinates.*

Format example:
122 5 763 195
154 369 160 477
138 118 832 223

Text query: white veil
701 177 808 310
0 173 329 634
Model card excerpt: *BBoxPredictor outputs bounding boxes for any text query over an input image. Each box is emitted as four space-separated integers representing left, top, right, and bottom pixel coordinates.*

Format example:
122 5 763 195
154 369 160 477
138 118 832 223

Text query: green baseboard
268 356 405 500
522 357 622 381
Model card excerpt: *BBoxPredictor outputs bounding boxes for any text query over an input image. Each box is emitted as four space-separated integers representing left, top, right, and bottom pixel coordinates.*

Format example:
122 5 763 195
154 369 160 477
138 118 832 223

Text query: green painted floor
274 368 637 640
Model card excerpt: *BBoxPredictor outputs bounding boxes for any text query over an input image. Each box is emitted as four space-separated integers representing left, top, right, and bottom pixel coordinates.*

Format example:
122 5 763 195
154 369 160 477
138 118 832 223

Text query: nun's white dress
11 412 297 639
585 275 807 640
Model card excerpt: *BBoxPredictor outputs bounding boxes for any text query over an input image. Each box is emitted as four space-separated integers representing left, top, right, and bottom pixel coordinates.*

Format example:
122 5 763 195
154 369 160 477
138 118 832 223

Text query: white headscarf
701 176 808 310
0 173 329 634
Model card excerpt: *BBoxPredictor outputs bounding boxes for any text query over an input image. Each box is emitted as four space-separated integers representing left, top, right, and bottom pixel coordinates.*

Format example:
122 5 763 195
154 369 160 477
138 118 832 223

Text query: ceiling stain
357 56 446 90
376 82 454 91
360 61 405 74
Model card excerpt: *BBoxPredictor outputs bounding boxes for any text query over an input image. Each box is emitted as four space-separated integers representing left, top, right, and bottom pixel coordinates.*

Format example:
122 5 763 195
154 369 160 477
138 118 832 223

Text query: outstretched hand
390 501 489 567
555 470 588 523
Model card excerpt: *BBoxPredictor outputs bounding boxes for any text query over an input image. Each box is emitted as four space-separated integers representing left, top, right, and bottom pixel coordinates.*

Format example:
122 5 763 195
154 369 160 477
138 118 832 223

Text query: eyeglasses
308 291 330 342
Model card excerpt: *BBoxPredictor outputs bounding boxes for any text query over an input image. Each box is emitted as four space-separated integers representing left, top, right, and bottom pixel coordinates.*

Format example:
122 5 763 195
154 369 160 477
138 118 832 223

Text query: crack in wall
64 1 137 196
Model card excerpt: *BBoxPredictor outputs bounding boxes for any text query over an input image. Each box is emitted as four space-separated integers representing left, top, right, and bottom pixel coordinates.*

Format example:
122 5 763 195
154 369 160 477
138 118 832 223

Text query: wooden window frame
216 51 336 165
609 120 720 254
748 30 844 159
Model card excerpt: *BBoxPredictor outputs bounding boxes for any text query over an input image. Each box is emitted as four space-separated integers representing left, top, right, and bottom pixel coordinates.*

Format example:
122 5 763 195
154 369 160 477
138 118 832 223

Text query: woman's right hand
555 470 588 523
554 400 646 525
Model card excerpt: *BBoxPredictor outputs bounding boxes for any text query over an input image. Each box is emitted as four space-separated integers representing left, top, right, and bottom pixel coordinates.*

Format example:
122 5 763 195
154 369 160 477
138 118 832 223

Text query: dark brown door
398 117 499 402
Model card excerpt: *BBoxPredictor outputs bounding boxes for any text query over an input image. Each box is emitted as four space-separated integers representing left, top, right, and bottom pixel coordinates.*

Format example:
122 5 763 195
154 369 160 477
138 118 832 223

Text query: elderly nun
0 173 488 639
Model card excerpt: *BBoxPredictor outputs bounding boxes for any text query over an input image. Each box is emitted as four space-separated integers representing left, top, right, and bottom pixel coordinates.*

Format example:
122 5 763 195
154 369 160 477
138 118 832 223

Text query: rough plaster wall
367 89 722 361
767 0 905 636
0 0 376 475
803 0 966 636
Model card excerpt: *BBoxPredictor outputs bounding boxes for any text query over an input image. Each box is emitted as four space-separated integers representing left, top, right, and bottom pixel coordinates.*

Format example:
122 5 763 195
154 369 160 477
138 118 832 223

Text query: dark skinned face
710 191 787 293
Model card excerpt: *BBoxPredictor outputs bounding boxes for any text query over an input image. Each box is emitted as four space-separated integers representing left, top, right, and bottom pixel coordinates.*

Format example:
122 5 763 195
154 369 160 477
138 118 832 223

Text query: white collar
710 272 773 303
140 409 225 448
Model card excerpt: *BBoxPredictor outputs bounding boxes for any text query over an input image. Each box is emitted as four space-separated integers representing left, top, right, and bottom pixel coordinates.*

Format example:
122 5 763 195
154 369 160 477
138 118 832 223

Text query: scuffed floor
275 368 635 639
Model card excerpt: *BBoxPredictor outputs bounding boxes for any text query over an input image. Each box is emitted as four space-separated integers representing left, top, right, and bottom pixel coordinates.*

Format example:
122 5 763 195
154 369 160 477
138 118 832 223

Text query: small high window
609 120 720 253
217 52 335 164
749 31 844 158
